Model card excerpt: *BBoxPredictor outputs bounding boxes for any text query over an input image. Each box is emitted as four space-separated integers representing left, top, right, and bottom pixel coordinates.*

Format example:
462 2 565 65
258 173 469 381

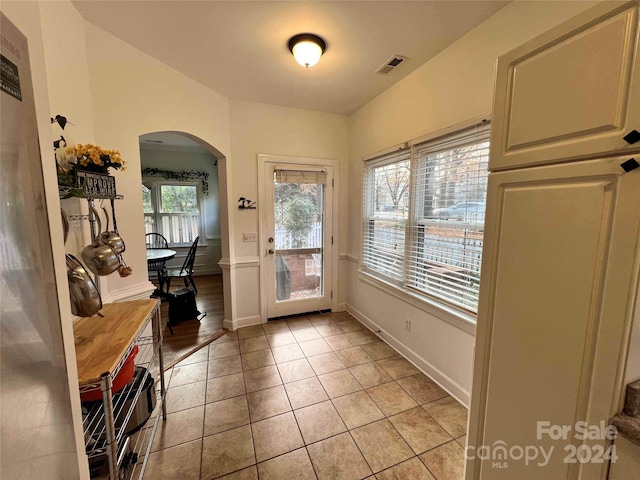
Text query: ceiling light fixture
288 33 326 68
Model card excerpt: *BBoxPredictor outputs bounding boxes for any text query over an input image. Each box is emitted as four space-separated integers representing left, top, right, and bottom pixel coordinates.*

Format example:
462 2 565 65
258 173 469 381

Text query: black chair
146 233 169 280
159 236 199 294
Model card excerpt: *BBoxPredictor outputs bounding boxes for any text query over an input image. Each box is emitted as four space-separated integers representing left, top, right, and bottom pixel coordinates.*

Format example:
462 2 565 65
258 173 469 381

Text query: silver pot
99 205 125 254
62 208 102 317
82 207 120 276
66 253 103 317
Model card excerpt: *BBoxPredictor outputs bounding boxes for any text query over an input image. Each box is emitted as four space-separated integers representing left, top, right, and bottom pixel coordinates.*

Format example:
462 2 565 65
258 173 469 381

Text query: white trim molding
108 281 156 302
218 256 260 269
340 253 359 263
223 315 263 331
347 303 470 407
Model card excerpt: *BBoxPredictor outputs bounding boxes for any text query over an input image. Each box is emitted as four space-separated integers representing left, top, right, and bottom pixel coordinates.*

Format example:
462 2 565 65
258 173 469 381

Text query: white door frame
258 154 339 321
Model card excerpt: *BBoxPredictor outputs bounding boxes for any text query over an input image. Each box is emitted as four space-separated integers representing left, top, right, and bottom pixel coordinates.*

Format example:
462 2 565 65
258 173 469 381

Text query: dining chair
146 233 169 280
159 236 199 294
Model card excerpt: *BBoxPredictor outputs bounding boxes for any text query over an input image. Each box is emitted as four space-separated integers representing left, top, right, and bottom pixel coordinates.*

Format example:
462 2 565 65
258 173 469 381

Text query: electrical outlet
404 318 411 331
242 232 257 242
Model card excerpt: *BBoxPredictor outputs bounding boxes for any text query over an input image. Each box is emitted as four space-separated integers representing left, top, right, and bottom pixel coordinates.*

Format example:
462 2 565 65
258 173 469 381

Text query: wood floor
158 274 225 368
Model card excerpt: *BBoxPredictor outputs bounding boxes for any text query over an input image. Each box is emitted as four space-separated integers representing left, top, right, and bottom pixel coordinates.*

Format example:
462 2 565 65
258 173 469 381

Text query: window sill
357 270 476 335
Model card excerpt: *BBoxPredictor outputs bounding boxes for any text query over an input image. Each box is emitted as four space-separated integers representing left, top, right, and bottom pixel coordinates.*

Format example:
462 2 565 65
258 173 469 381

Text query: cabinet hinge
331 291 333 299
621 158 639 172
331 236 334 245
332 178 334 188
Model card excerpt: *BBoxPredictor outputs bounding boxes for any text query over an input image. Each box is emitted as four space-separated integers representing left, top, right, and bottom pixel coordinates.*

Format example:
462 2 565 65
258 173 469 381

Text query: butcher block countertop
74 299 159 386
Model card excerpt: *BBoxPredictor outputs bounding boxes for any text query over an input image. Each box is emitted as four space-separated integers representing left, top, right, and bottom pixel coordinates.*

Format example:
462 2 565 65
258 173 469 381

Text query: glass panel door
266 165 333 318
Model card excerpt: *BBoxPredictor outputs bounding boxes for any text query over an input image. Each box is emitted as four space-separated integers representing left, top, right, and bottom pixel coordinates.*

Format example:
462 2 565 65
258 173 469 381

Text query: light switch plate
242 232 257 242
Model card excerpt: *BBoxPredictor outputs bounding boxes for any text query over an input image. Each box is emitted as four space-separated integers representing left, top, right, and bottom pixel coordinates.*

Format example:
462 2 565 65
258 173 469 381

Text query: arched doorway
139 131 230 359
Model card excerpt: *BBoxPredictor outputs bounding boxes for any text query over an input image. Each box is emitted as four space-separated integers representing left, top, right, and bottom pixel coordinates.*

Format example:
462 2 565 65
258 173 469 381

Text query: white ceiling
73 1 507 116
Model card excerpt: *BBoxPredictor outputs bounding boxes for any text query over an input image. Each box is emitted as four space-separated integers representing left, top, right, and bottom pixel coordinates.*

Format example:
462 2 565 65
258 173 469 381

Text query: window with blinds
406 121 490 312
361 148 411 282
361 121 490 315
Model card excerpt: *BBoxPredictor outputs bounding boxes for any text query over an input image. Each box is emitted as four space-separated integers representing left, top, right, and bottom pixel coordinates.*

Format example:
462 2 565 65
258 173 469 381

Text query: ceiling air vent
375 55 407 75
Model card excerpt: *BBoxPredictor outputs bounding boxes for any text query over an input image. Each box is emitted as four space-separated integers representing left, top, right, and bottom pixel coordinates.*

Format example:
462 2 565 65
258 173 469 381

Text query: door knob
268 237 274 243
623 130 640 145
268 249 275 254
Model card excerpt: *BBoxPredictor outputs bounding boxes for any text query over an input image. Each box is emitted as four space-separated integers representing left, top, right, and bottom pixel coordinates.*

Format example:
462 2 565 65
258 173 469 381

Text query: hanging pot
62 208 102 317
99 205 125 254
81 206 120 276
66 254 103 316
110 198 125 253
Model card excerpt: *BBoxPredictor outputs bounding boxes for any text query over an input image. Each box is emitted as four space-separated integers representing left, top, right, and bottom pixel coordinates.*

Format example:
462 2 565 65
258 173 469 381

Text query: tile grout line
278 333 325 480
199 343 212 480
166 312 463 479
238 333 259 479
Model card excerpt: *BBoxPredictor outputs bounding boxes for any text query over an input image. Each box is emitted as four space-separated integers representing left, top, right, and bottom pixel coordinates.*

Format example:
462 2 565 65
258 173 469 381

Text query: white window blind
275 169 327 185
361 148 411 282
406 121 490 312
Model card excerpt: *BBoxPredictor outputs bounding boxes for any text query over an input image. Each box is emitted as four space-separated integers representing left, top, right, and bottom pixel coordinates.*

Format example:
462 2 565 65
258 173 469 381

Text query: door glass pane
274 177 324 301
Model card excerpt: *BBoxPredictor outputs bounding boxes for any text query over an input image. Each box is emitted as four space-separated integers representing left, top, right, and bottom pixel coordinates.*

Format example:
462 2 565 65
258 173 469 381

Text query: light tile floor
143 312 467 480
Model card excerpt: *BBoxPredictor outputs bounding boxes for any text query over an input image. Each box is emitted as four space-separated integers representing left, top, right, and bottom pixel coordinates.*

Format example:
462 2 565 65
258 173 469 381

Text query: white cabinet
467 156 640 479
469 3 640 478
490 1 640 170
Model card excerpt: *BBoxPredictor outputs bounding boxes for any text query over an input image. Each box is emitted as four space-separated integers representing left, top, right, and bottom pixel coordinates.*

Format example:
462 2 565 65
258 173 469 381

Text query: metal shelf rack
75 300 167 480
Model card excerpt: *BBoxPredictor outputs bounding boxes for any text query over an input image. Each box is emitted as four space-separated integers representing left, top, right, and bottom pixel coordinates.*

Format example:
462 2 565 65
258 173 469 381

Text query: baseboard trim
223 315 263 331
337 302 347 312
109 282 155 302
346 302 470 407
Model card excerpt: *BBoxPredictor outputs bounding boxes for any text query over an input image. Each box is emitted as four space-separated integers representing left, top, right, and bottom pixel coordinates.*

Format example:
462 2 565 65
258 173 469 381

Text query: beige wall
346 0 598 405
84 21 231 300
229 99 349 256
228 99 349 322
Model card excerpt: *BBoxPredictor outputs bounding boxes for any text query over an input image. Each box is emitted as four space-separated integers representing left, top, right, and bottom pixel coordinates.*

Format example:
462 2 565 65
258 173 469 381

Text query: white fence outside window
144 212 199 246
275 222 322 250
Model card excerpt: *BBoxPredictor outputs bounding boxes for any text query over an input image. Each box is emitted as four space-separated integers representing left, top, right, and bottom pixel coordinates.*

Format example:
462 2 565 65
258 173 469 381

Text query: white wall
346 1 598 405
82 20 231 301
227 99 349 326
141 146 222 274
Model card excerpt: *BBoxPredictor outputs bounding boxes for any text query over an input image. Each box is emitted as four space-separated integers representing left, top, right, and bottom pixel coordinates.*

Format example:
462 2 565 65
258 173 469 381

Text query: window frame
360 148 411 284
359 118 490 324
143 179 205 248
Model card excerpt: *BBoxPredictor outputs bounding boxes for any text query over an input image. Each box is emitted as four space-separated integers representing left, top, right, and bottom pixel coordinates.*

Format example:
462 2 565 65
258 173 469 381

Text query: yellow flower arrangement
66 143 126 173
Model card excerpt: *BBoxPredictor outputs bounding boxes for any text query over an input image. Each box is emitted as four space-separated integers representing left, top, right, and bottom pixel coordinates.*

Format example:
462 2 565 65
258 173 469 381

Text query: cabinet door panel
491 2 640 170
467 157 640 479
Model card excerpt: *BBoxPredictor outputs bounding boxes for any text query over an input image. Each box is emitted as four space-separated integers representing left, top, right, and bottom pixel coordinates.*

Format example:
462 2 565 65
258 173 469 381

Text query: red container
80 346 138 402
